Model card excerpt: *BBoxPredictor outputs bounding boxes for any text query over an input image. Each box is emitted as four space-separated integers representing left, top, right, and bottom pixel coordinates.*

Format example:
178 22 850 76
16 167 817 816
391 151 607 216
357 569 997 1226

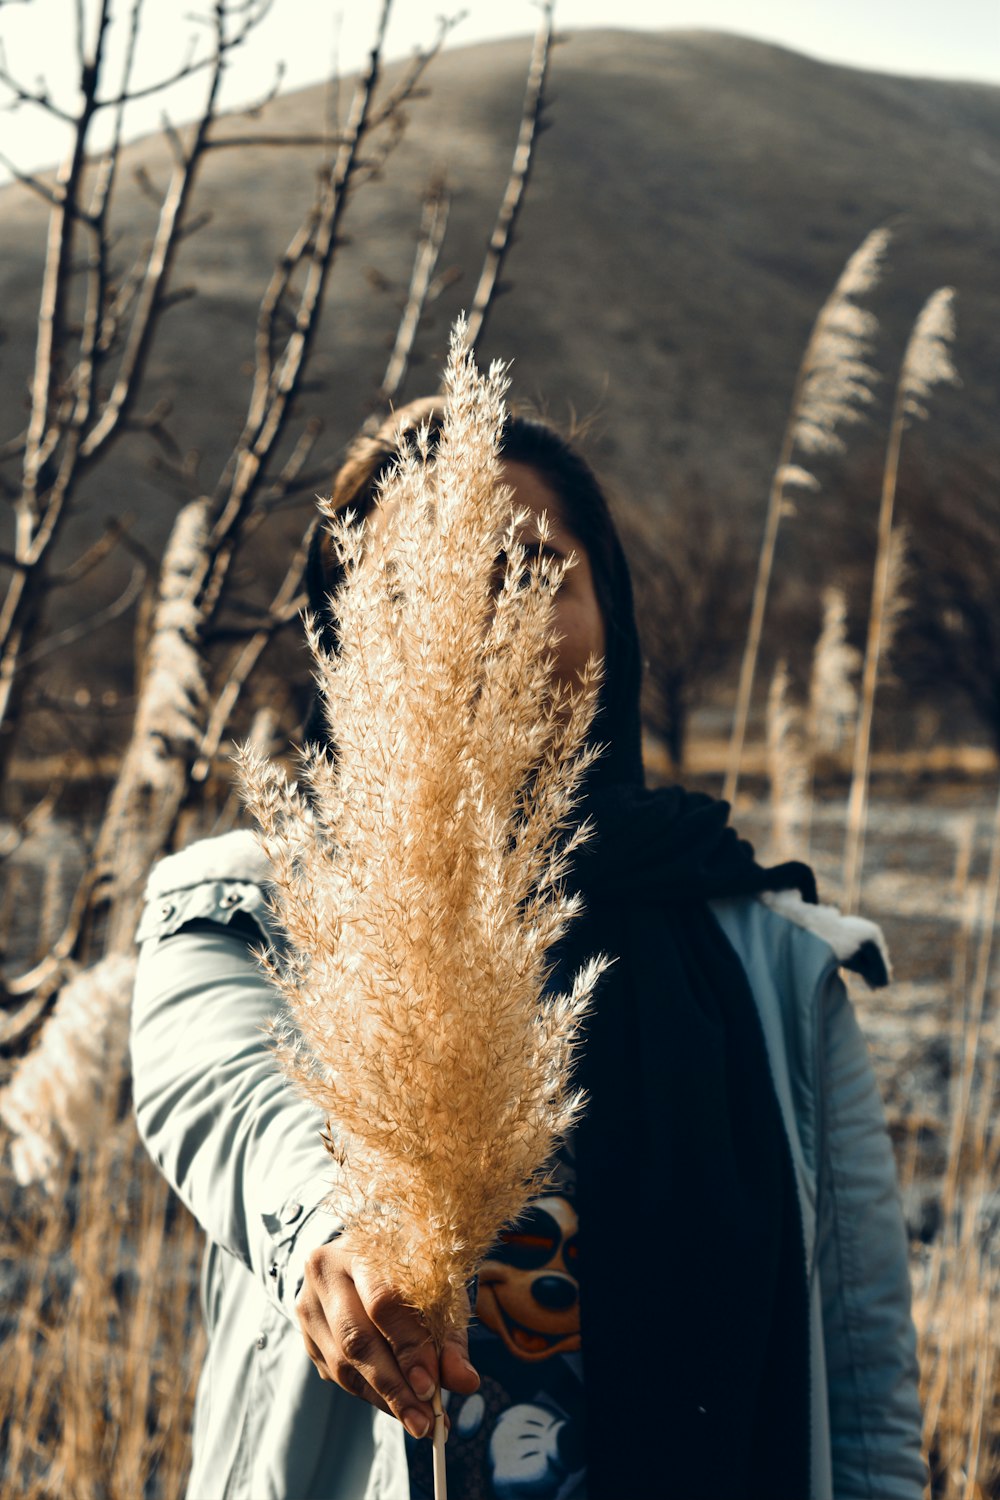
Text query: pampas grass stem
723 226 889 804
809 586 860 755
766 657 810 859
843 288 958 909
432 1387 447 1497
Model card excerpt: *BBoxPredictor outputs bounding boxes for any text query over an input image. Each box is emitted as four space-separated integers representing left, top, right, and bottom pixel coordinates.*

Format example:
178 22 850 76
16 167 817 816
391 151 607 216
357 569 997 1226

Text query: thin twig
842 288 957 907
378 177 450 404
465 2 553 349
191 525 314 781
204 0 395 609
205 130 349 150
45 516 136 588
20 566 145 667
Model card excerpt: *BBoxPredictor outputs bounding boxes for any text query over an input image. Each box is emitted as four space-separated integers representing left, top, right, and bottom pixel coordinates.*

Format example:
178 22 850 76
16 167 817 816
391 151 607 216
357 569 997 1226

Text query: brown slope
1 28 997 695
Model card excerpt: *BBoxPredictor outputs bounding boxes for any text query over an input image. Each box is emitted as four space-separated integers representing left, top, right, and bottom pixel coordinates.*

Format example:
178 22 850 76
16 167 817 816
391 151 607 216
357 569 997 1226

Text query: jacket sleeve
130 880 343 1325
815 970 926 1499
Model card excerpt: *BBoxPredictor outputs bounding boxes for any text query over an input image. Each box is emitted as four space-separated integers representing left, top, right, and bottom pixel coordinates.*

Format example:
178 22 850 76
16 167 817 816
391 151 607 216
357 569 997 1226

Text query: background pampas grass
809 586 861 755
0 953 136 1190
239 323 605 1352
724 225 890 802
766 657 810 860
843 289 958 909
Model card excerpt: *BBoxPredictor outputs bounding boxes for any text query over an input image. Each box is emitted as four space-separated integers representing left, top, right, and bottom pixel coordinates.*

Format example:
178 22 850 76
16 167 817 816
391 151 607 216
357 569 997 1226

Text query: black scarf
546 522 814 1499
552 787 814 1500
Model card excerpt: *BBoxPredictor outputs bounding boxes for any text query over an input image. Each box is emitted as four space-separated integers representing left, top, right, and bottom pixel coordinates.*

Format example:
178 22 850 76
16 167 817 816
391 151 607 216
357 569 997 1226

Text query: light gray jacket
131 830 925 1500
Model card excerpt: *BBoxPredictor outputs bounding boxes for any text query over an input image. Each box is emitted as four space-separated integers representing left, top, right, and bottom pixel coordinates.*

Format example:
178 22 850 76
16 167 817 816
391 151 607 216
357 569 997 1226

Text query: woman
132 400 924 1500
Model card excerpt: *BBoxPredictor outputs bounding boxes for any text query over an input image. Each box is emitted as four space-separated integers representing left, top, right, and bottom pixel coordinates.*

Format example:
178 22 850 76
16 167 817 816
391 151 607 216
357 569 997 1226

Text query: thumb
440 1305 479 1395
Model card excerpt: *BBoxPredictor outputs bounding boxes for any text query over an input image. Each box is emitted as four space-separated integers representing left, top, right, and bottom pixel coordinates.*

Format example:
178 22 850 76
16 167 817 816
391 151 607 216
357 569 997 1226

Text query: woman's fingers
352 1263 441 1405
300 1324 392 1410
361 1276 480 1401
297 1244 435 1438
440 1323 481 1396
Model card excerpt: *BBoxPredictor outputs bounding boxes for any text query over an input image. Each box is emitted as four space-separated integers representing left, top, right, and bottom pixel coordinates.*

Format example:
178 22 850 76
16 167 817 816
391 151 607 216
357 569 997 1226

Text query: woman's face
367 458 607 694
501 460 607 694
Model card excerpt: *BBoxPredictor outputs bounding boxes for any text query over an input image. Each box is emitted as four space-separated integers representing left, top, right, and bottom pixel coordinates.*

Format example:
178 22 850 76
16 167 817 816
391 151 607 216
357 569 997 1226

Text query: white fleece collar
759 888 892 988
144 829 272 899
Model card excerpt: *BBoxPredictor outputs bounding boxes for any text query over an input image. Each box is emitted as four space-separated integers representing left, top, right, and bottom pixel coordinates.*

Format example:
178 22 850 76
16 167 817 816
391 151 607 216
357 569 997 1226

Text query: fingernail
404 1410 430 1440
410 1369 435 1401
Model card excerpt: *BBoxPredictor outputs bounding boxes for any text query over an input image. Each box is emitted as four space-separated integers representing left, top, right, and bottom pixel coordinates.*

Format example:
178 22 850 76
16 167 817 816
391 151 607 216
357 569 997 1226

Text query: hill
1 27 997 706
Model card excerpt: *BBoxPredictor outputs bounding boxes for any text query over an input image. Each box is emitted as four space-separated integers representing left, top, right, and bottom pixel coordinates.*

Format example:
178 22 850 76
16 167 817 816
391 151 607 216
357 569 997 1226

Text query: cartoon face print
475 1196 580 1362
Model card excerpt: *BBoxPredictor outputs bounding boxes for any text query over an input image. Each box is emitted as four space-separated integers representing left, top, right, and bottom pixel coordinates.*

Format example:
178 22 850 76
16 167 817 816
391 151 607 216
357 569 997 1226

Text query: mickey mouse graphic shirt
406 1142 586 1499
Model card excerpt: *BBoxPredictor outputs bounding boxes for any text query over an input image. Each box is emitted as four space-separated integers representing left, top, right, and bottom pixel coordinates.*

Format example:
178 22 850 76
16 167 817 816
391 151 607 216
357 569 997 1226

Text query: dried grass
809 586 861 755
0 954 136 1191
723 226 890 803
843 288 958 910
910 792 1000 1499
239 325 605 1349
766 657 810 860
0 1104 204 1500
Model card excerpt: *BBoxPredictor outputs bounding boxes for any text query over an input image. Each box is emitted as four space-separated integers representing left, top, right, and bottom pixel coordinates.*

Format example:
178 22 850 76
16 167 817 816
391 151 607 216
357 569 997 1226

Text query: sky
1 0 998 183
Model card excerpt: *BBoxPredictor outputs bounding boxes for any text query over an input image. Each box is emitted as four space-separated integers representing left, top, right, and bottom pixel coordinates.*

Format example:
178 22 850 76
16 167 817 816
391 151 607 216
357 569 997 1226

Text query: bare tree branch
73 0 86 69
0 431 27 464
0 37 77 122
0 149 87 213
94 0 270 110
46 516 137 588
80 82 226 459
191 524 315 782
21 567 146 667
205 130 349 150
377 176 450 405
0 1 278 787
367 10 462 130
203 0 398 615
465 1 553 348
251 416 324 512
21 1 111 517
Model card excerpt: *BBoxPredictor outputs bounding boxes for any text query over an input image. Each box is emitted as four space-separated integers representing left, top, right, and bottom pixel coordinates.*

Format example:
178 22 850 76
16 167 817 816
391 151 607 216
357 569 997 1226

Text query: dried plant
902 287 960 421
239 326 605 1368
130 499 210 790
910 782 1000 1499
766 658 810 859
790 227 889 460
809 586 860 754
0 1116 205 1499
0 953 136 1190
843 289 958 909
881 524 911 667
724 226 890 803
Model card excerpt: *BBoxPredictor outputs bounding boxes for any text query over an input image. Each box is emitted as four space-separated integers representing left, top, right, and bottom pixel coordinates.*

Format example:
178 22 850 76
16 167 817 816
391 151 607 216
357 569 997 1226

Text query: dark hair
305 399 644 787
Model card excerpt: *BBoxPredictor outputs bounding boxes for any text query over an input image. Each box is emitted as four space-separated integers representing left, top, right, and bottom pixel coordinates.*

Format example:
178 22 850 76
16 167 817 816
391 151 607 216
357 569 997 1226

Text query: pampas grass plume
767 658 810 860
809 586 861 754
791 225 889 461
238 322 605 1352
0 954 136 1191
134 498 210 789
901 286 960 422
723 226 890 802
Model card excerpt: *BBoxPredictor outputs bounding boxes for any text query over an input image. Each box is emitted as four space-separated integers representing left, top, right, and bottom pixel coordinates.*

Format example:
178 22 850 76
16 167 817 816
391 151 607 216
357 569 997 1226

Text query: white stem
432 1384 447 1500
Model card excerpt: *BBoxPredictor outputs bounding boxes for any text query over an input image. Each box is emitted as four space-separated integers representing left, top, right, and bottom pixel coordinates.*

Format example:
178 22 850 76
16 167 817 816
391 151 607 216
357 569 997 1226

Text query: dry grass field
1 752 998 1499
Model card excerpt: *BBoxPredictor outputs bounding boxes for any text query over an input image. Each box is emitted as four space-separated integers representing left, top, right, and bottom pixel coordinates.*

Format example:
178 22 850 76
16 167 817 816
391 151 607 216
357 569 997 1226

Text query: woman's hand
296 1239 480 1439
